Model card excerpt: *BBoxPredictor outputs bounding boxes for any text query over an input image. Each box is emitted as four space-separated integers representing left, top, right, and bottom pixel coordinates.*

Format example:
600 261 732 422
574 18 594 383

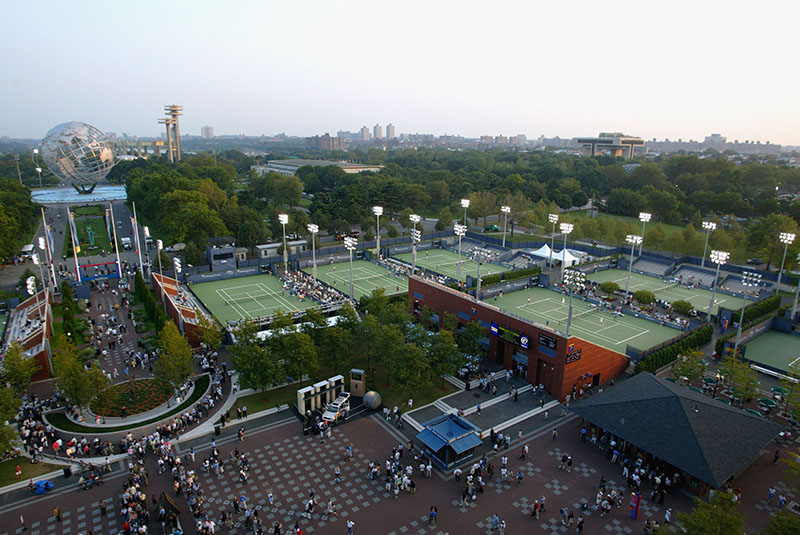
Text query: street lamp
373 206 383 259
707 250 729 322
31 253 47 304
454 223 467 286
733 272 762 355
461 198 470 225
500 205 511 248
344 236 357 300
143 225 152 278
409 214 421 275
700 221 717 268
35 167 43 188
307 223 319 280
624 234 643 299
278 213 289 272
563 269 586 337
559 222 574 283
777 232 795 290
638 212 651 256
13 155 22 184
548 213 559 267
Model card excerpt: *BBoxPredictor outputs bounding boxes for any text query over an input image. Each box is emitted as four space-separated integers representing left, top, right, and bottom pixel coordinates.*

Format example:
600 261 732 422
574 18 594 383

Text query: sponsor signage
538 333 558 351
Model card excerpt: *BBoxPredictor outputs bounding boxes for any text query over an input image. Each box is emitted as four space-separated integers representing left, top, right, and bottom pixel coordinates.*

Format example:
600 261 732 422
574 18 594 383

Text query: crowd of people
282 269 347 308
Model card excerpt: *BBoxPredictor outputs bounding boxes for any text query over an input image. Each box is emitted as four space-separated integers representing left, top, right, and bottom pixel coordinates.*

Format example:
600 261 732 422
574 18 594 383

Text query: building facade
201 126 215 139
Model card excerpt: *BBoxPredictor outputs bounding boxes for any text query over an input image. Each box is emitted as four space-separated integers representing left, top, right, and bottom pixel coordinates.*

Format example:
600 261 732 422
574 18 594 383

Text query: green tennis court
744 330 800 374
302 260 408 300
587 269 747 315
190 274 316 324
392 248 511 281
496 287 681 352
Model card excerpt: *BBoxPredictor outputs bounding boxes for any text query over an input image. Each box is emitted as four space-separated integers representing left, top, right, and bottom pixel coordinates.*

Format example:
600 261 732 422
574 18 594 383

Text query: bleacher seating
720 274 772 296
671 266 717 287
632 258 673 276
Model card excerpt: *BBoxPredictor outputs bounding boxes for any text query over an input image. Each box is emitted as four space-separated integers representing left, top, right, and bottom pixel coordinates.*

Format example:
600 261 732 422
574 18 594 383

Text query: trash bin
465 381 471 391
63 466 71 478
214 425 221 436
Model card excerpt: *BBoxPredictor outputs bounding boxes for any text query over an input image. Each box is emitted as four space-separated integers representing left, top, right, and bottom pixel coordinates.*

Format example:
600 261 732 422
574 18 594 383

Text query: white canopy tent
529 244 552 259
551 248 581 267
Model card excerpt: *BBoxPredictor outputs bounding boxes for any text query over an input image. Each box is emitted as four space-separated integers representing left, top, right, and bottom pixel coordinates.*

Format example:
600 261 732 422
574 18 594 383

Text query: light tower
461 198 470 225
164 104 184 161
707 250 729 322
307 224 319 280
563 269 586 337
559 222 573 283
373 206 383 259
500 205 511 248
454 223 467 286
638 212 651 256
344 236 358 300
409 214 421 275
279 214 289 272
548 213 559 267
625 234 643 298
777 232 795 289
733 272 762 354
157 117 177 163
700 221 717 268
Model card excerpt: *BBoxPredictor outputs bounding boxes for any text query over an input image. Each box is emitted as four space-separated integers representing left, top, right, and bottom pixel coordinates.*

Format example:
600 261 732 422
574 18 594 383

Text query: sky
2 0 799 144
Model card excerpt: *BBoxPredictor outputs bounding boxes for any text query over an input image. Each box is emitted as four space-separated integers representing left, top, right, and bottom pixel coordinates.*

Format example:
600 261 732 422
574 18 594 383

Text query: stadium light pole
14 155 22 184
700 221 717 268
344 236 357 300
734 271 762 355
559 222 574 284
278 213 289 273
792 252 800 322
548 213 559 267
625 234 643 299
777 232 795 290
638 212 651 256
157 239 167 315
409 214 421 275
307 223 319 280
373 206 383 259
31 253 47 300
563 268 585 338
35 167 43 188
707 250 729 322
501 205 511 248
143 226 152 278
461 198 470 226
454 223 467 287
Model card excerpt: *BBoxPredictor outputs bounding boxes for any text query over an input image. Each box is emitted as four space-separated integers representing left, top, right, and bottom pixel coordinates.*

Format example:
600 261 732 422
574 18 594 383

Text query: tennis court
587 269 747 315
392 248 511 281
302 260 408 300
496 287 680 352
190 274 316 324
744 330 800 374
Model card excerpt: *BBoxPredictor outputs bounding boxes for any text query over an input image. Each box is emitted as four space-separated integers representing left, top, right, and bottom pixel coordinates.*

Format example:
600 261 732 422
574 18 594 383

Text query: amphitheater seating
671 266 717 287
632 258 673 276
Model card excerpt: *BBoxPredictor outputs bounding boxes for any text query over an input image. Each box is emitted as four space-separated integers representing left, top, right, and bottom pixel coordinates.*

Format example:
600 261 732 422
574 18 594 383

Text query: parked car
484 225 501 232
747 258 764 265
322 392 351 424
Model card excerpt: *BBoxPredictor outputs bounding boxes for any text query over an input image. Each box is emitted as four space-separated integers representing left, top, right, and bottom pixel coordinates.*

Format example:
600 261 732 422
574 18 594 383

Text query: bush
731 295 781 325
634 324 713 374
479 266 542 288
634 290 656 306
599 281 620 294
671 300 695 316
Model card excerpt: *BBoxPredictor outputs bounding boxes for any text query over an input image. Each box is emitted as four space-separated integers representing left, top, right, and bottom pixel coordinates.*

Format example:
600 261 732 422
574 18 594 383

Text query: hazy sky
2 0 799 144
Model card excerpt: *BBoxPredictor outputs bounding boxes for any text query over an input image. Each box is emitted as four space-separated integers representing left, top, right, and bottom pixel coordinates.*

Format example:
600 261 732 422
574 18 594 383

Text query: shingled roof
569 373 781 488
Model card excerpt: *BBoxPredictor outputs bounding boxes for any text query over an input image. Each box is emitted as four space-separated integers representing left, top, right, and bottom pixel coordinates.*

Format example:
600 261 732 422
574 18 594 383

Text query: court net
653 280 682 293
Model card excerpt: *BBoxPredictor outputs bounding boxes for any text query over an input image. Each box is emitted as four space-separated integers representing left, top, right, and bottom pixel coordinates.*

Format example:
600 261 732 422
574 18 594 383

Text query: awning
451 432 483 454
417 429 446 452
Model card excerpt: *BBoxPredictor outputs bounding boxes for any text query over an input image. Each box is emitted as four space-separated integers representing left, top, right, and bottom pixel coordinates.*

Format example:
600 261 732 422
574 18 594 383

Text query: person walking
346 519 355 534
238 427 245 442
53 507 62 522
429 505 438 526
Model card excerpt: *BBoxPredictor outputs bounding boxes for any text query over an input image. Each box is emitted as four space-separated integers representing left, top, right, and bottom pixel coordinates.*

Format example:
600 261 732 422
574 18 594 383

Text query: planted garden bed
90 378 172 417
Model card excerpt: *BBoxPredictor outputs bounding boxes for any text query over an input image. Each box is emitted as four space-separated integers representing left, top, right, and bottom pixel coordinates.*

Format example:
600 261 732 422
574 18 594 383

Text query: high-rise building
305 133 345 151
359 126 370 141
201 125 215 139
386 123 396 140
373 124 383 140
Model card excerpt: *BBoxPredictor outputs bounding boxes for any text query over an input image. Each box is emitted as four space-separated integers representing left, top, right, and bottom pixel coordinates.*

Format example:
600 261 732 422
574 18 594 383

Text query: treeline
0 178 41 261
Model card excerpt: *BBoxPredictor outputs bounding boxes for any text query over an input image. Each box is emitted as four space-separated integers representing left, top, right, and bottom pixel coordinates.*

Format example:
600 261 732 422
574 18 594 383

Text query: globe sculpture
38 121 115 194
363 390 382 410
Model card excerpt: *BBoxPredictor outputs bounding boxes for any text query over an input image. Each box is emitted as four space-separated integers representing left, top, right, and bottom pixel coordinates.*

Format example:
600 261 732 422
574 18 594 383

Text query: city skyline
1 1 798 144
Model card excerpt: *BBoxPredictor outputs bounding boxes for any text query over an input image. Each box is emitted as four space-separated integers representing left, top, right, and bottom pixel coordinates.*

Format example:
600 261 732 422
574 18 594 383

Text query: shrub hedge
479 266 542 288
634 324 713 374
714 313 775 355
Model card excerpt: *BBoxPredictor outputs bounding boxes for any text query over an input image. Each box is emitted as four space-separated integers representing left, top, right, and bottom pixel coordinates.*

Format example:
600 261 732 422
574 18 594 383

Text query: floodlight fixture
560 222 574 235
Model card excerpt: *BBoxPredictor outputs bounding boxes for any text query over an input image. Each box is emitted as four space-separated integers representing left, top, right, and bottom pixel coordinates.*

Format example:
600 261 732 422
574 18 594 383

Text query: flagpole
132 201 144 273
40 207 57 288
67 210 82 283
109 203 122 278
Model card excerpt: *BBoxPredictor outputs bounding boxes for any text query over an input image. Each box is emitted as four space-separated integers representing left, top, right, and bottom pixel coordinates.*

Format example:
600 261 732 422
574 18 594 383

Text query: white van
121 237 132 250
20 244 35 260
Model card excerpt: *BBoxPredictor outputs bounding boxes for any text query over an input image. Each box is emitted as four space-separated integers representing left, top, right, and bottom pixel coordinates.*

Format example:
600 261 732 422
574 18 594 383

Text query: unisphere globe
39 121 114 192
363 391 382 410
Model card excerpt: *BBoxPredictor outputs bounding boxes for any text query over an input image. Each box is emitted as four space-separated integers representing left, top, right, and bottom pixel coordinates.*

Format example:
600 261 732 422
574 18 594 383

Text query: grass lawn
45 375 210 433
72 205 104 217
232 384 298 415
0 458 62 487
51 304 88 345
63 215 118 258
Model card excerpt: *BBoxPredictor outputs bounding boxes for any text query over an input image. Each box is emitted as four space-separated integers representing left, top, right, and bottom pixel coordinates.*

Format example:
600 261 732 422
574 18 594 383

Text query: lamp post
777 232 795 290
35 167 43 188
372 206 383 259
454 223 467 286
32 149 42 187
31 254 47 302
344 236 357 300
157 239 167 315
143 226 152 278
734 271 762 355
500 205 511 248
707 250 729 322
307 223 319 280
713 372 724 397
559 222 573 283
638 212 651 256
548 213 559 267
700 221 717 268
278 213 289 273
409 214 421 275
563 269 586 337
625 234 643 298
14 155 22 184
792 252 800 322
461 198 470 226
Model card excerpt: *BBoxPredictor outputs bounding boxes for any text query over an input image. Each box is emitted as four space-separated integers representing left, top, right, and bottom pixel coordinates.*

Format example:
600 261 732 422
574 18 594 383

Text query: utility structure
733 272 762 355
548 213 559 267
278 214 289 272
500 205 511 248
158 104 184 163
461 198 470 225
344 236 357 300
638 212 651 256
776 232 795 290
707 249 729 322
373 206 383 259
700 221 717 268
624 234 643 298
563 269 586 337
307 223 319 280
792 251 800 322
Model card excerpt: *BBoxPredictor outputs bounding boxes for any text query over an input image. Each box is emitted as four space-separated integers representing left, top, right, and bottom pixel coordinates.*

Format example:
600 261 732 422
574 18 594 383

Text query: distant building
704 133 726 145
252 159 384 177
373 124 383 140
201 126 215 139
359 126 370 141
305 133 346 151
386 123 396 140
576 132 644 158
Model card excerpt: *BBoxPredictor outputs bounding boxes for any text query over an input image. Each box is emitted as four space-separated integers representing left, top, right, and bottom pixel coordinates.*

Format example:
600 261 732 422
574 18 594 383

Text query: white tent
552 248 581 267
529 244 552 259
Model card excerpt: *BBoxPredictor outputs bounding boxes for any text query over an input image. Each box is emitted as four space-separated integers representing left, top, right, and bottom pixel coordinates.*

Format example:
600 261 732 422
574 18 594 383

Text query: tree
155 321 194 394
746 213 799 270
778 363 800 420
469 191 498 226
91 381 119 422
598 281 620 295
394 343 430 393
633 290 655 306
762 511 800 535
275 332 318 388
52 335 95 413
436 206 454 231
671 300 695 316
673 491 745 535
427 330 463 388
318 326 351 375
373 323 405 385
719 351 760 406
229 322 282 392
458 320 486 358
195 310 223 350
670 349 706 386
1 342 40 396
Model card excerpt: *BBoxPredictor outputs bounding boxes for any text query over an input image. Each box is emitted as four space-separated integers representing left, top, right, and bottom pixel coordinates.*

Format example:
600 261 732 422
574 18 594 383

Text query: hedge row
634 324 713 374
480 266 542 288
714 313 775 355
731 295 781 325
135 269 166 332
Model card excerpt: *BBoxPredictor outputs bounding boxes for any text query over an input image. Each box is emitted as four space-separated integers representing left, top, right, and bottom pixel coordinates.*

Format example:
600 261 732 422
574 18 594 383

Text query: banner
105 209 113 243
46 224 55 255
69 212 80 254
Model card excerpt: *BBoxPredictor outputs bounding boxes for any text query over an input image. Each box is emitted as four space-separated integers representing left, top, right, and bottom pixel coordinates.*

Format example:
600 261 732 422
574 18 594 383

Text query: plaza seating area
632 257 673 276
